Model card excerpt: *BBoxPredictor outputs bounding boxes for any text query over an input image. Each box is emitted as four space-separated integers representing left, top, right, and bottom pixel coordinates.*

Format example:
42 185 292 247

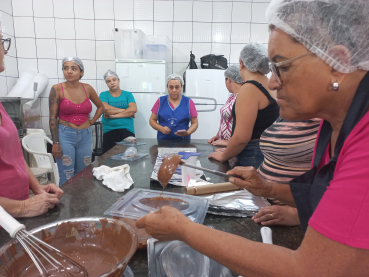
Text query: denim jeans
56 125 92 185
233 139 264 168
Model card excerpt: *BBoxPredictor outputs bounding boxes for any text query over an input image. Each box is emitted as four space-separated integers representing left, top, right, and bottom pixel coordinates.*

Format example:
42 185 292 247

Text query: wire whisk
0 206 88 277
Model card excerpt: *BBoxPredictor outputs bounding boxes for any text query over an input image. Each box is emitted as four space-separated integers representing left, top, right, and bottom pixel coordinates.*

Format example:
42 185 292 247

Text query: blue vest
157 95 191 139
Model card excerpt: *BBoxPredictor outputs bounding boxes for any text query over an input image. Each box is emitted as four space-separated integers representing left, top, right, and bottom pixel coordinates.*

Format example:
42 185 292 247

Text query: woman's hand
227 166 273 197
175 130 190 136
161 126 171 135
252 206 300 226
208 135 218 144
33 183 64 199
136 206 193 241
211 140 228 147
21 191 60 217
52 143 62 159
208 151 226 162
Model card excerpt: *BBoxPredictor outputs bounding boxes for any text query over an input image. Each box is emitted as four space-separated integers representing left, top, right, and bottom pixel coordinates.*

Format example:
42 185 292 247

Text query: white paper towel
92 165 134 192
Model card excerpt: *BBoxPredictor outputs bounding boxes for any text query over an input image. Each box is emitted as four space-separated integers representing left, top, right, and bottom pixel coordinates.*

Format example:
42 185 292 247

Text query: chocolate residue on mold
157 154 182 188
140 197 189 210
0 219 136 277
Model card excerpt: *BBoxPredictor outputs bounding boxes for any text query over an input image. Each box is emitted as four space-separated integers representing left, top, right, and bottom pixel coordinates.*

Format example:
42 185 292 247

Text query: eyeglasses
1 38 11 51
269 53 314 85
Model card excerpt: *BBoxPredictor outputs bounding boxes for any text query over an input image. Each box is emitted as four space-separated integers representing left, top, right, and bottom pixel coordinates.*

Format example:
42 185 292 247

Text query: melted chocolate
0 219 136 277
157 155 182 188
139 197 189 210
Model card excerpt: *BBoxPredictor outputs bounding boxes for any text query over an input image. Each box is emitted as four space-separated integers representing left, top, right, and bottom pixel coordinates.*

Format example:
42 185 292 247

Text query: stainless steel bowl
0 217 138 277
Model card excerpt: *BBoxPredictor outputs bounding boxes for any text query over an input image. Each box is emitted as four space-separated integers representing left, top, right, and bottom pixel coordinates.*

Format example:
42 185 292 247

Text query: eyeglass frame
1 38 11 51
269 52 314 85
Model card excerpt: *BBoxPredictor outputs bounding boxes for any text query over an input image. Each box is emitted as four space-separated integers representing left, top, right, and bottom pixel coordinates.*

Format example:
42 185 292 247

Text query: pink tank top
59 83 92 125
218 93 237 140
0 102 29 201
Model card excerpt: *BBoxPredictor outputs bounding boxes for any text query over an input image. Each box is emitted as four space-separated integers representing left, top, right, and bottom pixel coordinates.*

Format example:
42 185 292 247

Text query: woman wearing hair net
99 70 137 153
136 1 369 275
49 57 104 185
207 65 242 147
149 74 198 139
208 42 279 167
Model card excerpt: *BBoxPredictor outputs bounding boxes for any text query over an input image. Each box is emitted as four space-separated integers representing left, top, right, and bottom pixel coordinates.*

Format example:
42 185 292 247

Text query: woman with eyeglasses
149 74 198 139
136 1 369 275
0 31 64 218
208 42 280 168
49 57 104 185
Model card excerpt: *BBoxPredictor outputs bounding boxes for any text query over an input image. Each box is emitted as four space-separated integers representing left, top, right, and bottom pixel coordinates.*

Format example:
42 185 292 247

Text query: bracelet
54 142 60 144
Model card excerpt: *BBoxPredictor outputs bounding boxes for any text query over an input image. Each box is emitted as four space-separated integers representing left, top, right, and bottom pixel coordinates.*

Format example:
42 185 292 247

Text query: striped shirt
218 93 237 140
258 117 321 184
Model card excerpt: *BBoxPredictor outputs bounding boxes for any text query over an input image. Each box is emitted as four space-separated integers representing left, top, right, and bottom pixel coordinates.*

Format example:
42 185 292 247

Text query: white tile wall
3 0 272 136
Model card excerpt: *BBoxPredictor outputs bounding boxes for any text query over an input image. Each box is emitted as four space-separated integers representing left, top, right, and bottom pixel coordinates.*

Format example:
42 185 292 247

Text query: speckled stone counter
0 138 304 276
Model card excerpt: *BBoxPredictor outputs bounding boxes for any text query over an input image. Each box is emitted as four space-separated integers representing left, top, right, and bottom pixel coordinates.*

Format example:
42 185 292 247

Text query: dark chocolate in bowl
0 217 138 277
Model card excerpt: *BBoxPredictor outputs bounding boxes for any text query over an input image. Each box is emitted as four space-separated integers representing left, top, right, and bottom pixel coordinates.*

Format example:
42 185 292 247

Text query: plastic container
178 152 201 187
104 188 210 224
143 35 171 61
148 239 232 277
114 28 145 60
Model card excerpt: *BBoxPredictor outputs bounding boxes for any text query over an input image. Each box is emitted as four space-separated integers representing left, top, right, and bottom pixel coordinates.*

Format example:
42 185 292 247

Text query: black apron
289 72 369 232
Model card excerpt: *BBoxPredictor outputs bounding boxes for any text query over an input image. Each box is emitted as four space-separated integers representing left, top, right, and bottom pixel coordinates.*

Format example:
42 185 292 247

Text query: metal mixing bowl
0 217 138 277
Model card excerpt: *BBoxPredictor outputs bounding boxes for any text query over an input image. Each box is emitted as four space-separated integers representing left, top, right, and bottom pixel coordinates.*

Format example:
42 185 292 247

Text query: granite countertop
0 138 304 276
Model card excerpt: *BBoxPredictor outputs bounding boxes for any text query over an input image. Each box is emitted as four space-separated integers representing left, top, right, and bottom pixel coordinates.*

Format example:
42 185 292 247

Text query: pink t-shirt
151 98 198 117
0 102 29 201
309 115 369 249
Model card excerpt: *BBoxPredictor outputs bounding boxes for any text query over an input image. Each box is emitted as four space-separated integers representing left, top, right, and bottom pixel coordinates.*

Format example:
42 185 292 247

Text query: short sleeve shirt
99 90 136 134
309 114 369 249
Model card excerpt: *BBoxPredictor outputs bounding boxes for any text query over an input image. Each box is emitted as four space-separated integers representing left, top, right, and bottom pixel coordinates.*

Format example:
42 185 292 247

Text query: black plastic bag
200 54 228 70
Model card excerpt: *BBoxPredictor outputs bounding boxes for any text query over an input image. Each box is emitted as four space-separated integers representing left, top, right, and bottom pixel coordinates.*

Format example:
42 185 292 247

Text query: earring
333 82 339 91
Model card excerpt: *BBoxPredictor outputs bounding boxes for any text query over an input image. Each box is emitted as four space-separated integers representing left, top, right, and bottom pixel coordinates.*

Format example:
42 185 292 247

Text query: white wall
1 0 271 137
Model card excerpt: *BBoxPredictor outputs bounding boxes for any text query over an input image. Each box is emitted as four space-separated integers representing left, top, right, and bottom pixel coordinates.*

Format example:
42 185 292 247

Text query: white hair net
224 65 243 83
166 73 184 86
239 42 270 75
266 0 369 73
103 69 119 81
62 56 84 71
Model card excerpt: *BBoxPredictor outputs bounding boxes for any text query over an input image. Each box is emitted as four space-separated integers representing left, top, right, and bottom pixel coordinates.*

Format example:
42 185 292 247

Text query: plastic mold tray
104 188 209 224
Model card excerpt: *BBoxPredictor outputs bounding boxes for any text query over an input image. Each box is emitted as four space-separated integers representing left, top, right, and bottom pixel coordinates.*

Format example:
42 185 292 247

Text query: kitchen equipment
0 97 33 138
260 227 273 244
144 35 171 62
184 69 230 139
0 206 87 277
148 239 232 277
0 216 138 277
104 188 209 224
180 161 230 179
158 153 229 181
186 182 242 195
114 28 145 60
